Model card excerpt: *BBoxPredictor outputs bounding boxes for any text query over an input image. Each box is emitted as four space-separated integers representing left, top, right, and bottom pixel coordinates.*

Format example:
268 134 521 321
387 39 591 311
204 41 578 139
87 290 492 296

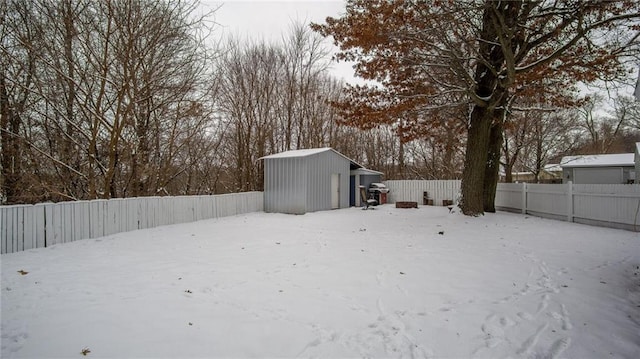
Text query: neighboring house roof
544 163 562 172
560 153 634 168
500 163 562 177
260 147 365 169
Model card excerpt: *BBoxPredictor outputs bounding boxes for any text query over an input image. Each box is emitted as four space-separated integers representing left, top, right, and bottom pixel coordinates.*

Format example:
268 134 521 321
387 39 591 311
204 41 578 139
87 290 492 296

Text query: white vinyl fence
384 180 640 231
1 192 263 254
496 183 640 231
384 180 461 205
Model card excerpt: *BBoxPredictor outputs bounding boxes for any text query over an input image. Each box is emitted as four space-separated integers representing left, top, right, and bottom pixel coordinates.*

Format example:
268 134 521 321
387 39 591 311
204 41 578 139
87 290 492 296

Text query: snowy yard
2 206 639 358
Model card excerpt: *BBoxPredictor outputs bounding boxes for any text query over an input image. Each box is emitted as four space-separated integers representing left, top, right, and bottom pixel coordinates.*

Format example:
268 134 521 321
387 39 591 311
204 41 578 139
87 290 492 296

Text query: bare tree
578 94 630 154
614 95 640 143
1 0 219 203
519 110 581 182
214 22 354 192
1 0 42 204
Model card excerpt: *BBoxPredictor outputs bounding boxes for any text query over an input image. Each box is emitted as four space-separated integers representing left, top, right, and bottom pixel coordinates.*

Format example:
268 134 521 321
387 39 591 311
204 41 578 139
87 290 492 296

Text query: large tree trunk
460 105 493 215
483 121 503 213
460 2 498 216
460 1 515 215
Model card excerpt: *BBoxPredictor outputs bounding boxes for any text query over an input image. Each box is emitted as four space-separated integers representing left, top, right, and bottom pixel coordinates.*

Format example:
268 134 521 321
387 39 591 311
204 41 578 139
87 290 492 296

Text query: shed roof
560 153 634 168
261 147 365 169
350 168 384 176
261 148 332 159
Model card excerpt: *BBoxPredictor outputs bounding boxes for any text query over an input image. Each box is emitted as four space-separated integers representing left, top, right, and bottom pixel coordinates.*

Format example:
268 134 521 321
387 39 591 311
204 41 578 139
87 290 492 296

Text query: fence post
567 181 573 222
521 183 527 214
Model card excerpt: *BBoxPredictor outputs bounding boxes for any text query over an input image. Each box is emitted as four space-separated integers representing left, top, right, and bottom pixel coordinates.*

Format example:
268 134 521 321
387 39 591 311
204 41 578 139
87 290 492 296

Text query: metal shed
560 153 635 184
261 148 366 214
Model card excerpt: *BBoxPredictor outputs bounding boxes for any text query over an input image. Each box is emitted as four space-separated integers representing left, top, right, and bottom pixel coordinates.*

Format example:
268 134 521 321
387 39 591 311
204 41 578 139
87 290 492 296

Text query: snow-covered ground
2 206 639 358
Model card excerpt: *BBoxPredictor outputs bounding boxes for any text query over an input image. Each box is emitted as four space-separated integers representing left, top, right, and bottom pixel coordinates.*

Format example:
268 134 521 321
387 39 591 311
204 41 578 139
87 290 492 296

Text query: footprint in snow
516 323 548 356
517 311 533 321
549 337 571 359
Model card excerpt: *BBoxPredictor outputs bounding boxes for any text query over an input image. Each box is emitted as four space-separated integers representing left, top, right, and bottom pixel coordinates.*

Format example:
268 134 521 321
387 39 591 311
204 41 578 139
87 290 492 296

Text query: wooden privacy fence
495 183 640 232
1 192 264 254
384 180 461 206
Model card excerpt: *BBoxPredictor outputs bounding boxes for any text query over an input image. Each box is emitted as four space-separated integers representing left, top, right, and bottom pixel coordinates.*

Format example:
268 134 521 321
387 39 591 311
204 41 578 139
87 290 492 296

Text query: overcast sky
201 0 358 82
201 1 638 98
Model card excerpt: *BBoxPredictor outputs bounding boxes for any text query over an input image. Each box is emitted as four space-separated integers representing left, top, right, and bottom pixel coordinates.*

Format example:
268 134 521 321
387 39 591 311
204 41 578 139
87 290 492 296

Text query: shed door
331 173 340 209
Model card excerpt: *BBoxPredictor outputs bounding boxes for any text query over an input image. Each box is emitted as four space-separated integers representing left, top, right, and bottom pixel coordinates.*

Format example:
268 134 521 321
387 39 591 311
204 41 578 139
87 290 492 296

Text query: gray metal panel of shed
263 156 307 214
262 148 358 214
305 149 351 212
